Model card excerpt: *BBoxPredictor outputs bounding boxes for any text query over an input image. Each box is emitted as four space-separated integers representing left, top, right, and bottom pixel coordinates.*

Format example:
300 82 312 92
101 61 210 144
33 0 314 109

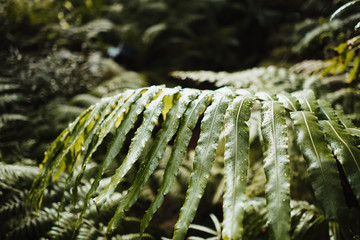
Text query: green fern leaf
106 90 196 232
319 120 360 203
317 99 339 121
222 94 254 240
334 110 356 129
276 92 300 112
140 90 210 234
173 89 232 240
71 91 133 203
28 104 95 209
94 88 172 212
75 88 154 229
291 200 326 240
260 94 291 240
290 111 348 222
292 90 319 114
346 127 360 137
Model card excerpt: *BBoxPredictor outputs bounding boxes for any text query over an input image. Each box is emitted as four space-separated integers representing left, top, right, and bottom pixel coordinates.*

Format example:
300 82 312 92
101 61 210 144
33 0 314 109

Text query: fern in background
0 161 155 240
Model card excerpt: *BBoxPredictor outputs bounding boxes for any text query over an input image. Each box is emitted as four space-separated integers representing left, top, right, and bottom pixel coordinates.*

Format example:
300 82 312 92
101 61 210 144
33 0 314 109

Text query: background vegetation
1 0 360 239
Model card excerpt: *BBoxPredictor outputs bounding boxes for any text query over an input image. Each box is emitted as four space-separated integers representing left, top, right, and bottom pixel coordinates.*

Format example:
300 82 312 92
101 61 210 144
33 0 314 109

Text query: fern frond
140 90 209 234
291 200 327 240
106 91 195 232
330 1 360 21
0 163 39 189
4 207 57 240
27 86 360 239
0 94 27 109
46 212 77 240
0 114 28 129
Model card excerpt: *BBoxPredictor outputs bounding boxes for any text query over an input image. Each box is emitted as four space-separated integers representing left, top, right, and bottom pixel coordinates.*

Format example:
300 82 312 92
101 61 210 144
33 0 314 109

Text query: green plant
28 86 360 239
0 161 156 240
170 66 304 93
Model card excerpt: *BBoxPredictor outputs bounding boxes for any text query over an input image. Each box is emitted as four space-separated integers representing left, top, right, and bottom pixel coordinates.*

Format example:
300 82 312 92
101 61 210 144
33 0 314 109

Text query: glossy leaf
140 90 210 234
106 90 196 232
222 94 254 240
173 90 232 239
260 95 291 240
94 89 172 210
320 120 360 203
292 90 319 114
291 111 348 222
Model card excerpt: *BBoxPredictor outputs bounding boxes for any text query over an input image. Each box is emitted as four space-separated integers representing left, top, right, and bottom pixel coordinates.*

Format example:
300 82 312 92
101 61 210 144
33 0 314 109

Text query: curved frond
26 86 360 239
106 90 194 232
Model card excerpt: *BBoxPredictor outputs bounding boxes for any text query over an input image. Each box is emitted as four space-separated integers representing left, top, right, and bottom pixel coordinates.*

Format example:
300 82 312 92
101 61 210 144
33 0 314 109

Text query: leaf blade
260 97 291 240
173 91 232 239
319 120 360 203
290 111 348 222
140 90 210 234
222 95 254 240
106 90 197 232
95 88 169 211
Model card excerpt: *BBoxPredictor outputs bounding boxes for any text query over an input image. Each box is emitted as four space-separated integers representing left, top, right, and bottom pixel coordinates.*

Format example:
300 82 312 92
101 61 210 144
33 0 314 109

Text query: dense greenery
1 0 360 239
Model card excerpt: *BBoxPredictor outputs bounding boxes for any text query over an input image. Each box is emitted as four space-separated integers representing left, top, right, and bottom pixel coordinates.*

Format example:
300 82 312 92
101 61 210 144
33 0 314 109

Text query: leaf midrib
231 97 245 237
271 99 280 236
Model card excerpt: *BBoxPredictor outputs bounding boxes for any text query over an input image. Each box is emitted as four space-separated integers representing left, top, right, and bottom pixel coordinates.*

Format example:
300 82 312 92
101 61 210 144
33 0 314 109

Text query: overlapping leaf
320 120 360 203
140 90 210 234
290 111 348 222
173 89 232 239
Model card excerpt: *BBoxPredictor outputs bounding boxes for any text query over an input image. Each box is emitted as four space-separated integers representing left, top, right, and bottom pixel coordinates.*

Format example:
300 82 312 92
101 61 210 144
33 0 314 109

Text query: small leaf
317 99 338 121
334 110 356 129
276 92 300 112
347 55 360 83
